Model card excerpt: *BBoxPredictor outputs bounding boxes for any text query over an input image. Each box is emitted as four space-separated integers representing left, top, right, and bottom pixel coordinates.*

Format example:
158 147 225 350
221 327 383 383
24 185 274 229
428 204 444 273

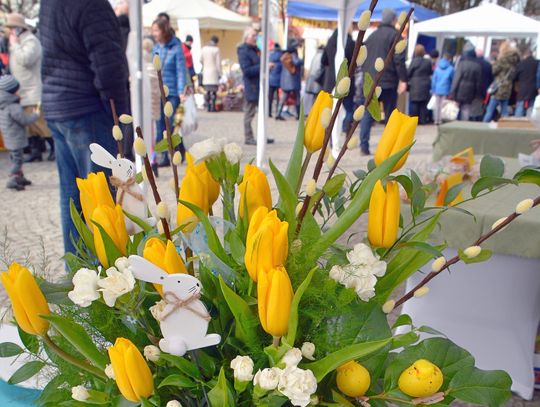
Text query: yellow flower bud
516 198 534 214
76 172 115 226
168 178 176 191
463 245 481 259
431 256 446 272
108 338 154 402
133 138 147 157
153 54 161 71
305 179 317 197
357 10 371 31
186 153 220 207
304 91 333 153
374 57 384 72
374 109 417 172
172 151 182 166
398 359 443 398
395 39 408 54
156 201 169 219
92 204 128 268
238 163 272 220
336 361 371 397
336 77 351 96
119 114 133 124
368 180 400 248
398 11 407 26
295 202 303 216
326 152 336 167
257 266 293 337
356 45 367 66
164 101 174 118
163 85 169 98
143 238 187 295
382 300 395 314
414 286 430 298
163 130 168 139
347 136 359 150
491 217 507 231
375 86 382 99
353 105 365 121
177 167 209 231
1 263 51 336
320 107 332 129
112 125 123 141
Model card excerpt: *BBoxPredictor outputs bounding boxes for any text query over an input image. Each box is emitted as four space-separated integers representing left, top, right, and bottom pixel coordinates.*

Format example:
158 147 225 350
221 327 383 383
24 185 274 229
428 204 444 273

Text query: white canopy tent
408 4 540 60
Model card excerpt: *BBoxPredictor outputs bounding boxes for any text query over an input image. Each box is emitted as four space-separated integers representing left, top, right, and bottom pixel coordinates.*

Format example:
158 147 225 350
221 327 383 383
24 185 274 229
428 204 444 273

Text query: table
399 158 540 400
432 121 539 162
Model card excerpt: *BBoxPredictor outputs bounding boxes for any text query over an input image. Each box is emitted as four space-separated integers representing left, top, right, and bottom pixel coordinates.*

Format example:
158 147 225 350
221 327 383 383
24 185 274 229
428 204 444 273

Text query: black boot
45 137 55 161
178 142 186 164
24 136 43 162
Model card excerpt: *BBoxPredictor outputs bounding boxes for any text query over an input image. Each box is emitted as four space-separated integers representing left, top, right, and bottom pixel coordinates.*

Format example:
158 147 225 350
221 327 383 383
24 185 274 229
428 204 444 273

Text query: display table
432 121 539 162
399 158 540 400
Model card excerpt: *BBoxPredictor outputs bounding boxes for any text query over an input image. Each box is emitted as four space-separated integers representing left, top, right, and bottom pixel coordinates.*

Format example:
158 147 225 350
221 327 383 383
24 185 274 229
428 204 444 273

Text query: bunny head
89 143 135 181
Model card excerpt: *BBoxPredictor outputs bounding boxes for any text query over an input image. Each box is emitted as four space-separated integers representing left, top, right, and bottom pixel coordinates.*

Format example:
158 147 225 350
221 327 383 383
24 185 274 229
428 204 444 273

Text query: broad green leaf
159 353 201 379
8 360 45 384
396 241 443 258
123 210 154 233
363 72 381 121
444 183 465 206
458 248 492 264
332 390 355 406
411 188 426 217
85 389 110 405
447 366 512 406
394 175 413 198
391 331 420 349
135 171 143 183
40 280 75 306
270 159 297 234
155 134 181 153
391 314 412 330
285 100 306 192
70 199 96 255
208 367 235 407
418 325 446 336
158 374 197 388
0 342 23 357
226 229 245 265
91 221 123 267
513 166 540 187
323 173 346 198
18 326 39 354
286 267 317 346
471 177 517 198
41 314 108 369
480 155 504 178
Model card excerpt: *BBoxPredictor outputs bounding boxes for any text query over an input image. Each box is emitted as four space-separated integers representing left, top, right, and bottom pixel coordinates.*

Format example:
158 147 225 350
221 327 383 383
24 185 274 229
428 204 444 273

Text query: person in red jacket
182 34 196 81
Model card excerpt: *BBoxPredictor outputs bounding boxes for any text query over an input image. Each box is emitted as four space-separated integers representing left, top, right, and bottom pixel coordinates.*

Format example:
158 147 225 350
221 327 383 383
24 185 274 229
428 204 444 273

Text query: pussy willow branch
135 126 172 241
109 98 124 158
311 8 414 216
155 67 180 201
296 0 379 233
394 195 540 308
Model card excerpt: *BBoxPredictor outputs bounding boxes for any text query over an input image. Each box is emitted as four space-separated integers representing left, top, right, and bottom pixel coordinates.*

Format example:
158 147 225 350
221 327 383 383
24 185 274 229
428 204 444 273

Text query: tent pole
256 0 270 168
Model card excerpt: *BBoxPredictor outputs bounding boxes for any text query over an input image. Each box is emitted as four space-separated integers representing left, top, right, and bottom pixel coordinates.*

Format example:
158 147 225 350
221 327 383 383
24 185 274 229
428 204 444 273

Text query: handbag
441 100 459 122
487 80 499 95
427 95 436 111
181 95 198 137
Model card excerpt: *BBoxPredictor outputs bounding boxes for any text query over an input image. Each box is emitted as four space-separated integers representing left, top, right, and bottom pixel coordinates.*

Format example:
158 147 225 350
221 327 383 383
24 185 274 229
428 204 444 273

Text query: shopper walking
200 35 221 112
514 46 538 117
268 43 282 118
407 44 432 124
450 46 482 121
276 40 303 120
431 53 454 125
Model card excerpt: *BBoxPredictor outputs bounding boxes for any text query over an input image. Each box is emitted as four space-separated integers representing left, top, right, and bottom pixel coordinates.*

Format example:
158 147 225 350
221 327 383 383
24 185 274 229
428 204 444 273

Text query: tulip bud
119 114 133 124
163 85 169 97
177 168 210 230
336 77 351 96
515 198 533 214
382 300 395 314
353 105 365 121
112 125 123 141
358 10 371 31
105 364 116 379
304 91 333 153
375 86 382 99
368 180 400 248
414 286 429 298
134 138 147 157
144 344 161 362
320 107 332 129
92 205 128 267
463 245 481 259
143 238 187 296
172 151 182 166
491 217 507 231
305 179 317 196
71 386 90 402
258 266 293 337
238 164 272 220
156 202 169 219
356 45 367 66
186 152 220 207
431 256 446 273
347 136 359 150
164 101 174 118
398 11 407 26
395 39 407 54
76 172 115 226
375 57 384 72
153 54 161 71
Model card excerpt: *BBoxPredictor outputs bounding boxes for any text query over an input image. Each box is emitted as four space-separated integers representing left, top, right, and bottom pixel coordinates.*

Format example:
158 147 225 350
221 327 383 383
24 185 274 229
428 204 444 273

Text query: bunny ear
128 255 168 284
89 143 115 169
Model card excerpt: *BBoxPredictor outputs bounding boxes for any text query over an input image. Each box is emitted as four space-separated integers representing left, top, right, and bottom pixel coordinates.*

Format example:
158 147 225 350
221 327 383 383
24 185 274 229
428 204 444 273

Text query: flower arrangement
2 3 540 407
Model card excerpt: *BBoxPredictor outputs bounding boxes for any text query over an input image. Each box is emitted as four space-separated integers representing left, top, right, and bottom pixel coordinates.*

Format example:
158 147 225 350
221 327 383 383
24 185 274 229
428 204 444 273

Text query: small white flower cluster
231 345 318 407
189 137 243 164
329 243 386 301
68 257 135 308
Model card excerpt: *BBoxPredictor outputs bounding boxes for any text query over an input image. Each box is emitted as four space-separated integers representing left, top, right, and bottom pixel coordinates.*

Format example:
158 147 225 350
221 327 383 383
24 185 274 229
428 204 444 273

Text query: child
0 75 38 190
431 53 455 125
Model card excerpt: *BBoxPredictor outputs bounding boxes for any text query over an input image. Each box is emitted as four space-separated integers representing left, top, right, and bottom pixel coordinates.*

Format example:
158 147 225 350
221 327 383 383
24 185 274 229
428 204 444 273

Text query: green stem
296 152 312 195
42 334 107 380
368 394 414 405
247 278 253 297
272 336 280 348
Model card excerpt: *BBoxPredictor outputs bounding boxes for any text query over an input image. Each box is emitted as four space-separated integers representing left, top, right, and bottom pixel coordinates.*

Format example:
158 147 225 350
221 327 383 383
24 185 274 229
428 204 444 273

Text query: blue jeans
48 109 116 256
156 96 180 164
515 98 535 117
359 88 398 153
483 98 509 122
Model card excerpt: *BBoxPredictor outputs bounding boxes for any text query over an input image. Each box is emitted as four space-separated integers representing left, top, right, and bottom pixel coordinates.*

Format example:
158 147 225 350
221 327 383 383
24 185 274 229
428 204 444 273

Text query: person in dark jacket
114 0 130 53
469 49 493 121
359 9 407 155
268 43 282 118
450 47 482 121
183 34 196 81
408 44 432 124
276 40 303 120
431 53 454 125
40 0 129 255
514 47 538 117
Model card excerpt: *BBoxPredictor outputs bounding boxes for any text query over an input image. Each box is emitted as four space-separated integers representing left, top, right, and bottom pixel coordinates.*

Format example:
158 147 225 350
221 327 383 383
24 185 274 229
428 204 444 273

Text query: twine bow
110 176 144 206
161 291 211 322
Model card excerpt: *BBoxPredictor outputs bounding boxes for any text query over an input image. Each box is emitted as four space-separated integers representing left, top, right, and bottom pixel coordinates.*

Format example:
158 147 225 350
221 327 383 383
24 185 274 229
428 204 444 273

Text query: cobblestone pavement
0 110 538 404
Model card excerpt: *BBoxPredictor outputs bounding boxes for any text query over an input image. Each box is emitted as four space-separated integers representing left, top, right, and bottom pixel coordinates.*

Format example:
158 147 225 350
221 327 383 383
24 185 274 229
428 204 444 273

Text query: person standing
431 53 454 125
5 13 53 162
151 16 187 165
450 46 482 121
359 9 407 155
304 45 324 115
469 48 493 121
514 46 538 117
276 40 303 120
407 44 432 124
40 0 129 255
200 35 221 113
268 43 282 118
183 34 196 81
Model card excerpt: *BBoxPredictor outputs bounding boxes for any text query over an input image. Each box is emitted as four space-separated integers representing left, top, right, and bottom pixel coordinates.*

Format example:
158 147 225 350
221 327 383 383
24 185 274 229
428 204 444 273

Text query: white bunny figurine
128 255 221 356
89 143 154 234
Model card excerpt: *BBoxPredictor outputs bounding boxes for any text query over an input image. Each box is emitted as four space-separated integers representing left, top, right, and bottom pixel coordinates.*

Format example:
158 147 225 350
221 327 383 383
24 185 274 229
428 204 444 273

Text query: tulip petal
125 345 154 400
165 240 188 274
382 181 400 248
375 109 404 168
390 115 417 172
265 267 293 337
368 180 386 247
109 340 138 402
238 164 272 220
1 265 37 335
177 168 209 230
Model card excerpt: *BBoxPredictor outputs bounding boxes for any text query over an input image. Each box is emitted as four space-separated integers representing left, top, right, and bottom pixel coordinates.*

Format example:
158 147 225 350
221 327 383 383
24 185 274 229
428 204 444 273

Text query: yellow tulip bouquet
2 2 540 406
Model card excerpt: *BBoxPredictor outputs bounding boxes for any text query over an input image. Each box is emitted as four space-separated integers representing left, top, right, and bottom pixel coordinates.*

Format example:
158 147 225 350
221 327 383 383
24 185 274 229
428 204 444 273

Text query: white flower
189 137 225 163
281 348 303 367
114 257 130 272
224 142 243 163
320 107 332 129
353 105 365 121
166 401 182 407
374 57 385 72
516 198 534 214
358 10 371 31
278 366 317 407
395 39 407 54
144 345 161 362
254 367 281 390
329 265 344 282
119 114 133 124
463 245 481 259
336 77 351 96
104 364 115 379
305 179 317 197
68 268 100 307
97 266 135 307
382 300 395 314
431 256 446 273
71 385 89 402
133 137 147 157
414 286 430 298
230 355 254 381
301 342 315 360
150 299 167 321
112 125 123 141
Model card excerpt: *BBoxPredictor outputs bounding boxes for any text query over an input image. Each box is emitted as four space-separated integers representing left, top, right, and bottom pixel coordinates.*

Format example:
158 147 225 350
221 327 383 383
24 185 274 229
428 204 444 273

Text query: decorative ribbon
161 291 211 322
110 176 144 205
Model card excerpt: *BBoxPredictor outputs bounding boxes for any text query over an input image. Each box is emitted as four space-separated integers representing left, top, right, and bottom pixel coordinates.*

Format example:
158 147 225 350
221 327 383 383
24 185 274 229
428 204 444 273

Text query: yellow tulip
1 263 50 336
304 91 333 153
245 207 289 282
108 338 154 402
368 180 400 248
177 167 209 231
186 153 220 207
238 164 272 220
257 266 293 337
76 172 115 226
374 109 417 172
143 238 187 295
92 204 128 268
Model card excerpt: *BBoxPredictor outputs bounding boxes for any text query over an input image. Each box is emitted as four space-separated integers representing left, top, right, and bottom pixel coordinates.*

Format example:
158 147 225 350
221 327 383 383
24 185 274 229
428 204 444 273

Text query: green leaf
123 210 154 233
41 314 108 369
471 177 517 198
396 241 443 258
18 326 39 354
323 173 346 198
334 59 349 97
332 390 355 406
158 374 197 388
391 314 412 330
394 175 413 198
270 160 297 233
208 367 235 407
159 353 201 380
226 229 245 265
134 171 143 184
363 72 381 121
411 188 426 217
447 366 512 406
91 221 123 267
40 280 73 305
418 325 446 336
0 342 23 357
286 267 317 346
480 155 504 178
85 389 110 405
70 199 96 255
444 183 464 206
302 338 391 382
285 100 306 192
391 331 420 349
8 360 45 384
513 166 540 187
458 248 492 264
155 134 181 153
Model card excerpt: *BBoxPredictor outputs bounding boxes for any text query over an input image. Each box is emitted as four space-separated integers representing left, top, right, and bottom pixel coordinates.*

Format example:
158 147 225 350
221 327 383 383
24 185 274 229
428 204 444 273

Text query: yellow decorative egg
336 361 371 397
398 359 444 398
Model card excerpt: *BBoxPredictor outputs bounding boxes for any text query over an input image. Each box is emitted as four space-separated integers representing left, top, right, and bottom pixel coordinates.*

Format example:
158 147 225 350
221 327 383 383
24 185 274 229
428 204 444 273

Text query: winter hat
381 8 396 25
0 75 20 94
